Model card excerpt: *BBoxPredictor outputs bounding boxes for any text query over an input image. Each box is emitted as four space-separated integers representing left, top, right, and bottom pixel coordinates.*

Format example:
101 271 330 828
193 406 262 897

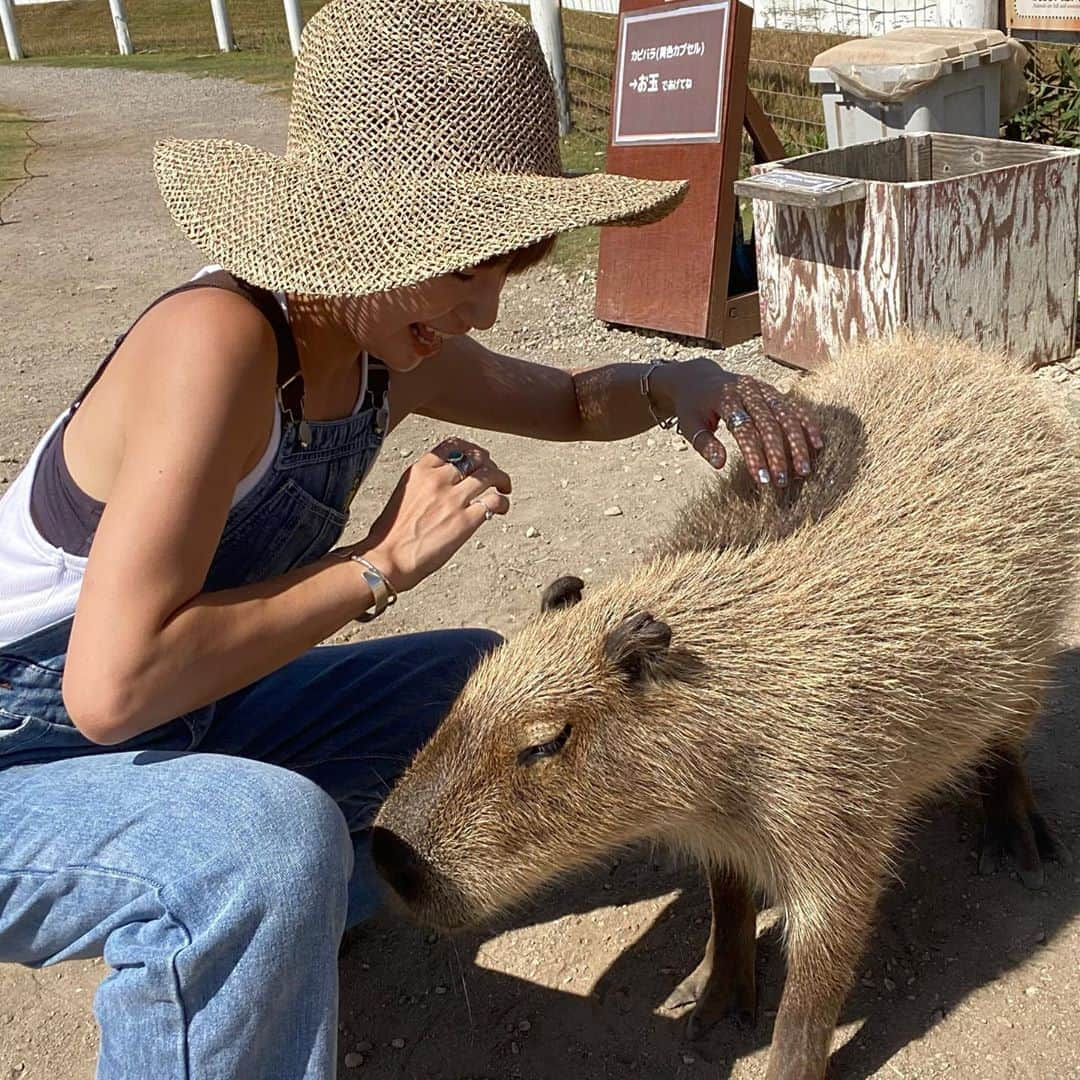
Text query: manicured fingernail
776 471 787 487
757 468 771 485
797 460 811 476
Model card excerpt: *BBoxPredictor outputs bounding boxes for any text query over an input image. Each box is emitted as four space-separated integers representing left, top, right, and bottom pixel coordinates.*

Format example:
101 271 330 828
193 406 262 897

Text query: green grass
5 0 320 59
0 105 33 214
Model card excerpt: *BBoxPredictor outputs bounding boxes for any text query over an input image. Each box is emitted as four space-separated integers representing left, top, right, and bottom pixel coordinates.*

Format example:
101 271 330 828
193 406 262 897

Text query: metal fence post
210 0 237 52
530 0 572 136
0 0 22 61
107 0 134 55
283 0 304 57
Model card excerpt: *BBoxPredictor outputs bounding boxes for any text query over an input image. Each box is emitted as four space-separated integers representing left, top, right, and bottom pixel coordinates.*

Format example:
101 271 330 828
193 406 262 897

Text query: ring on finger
445 448 474 481
470 496 494 522
726 408 752 431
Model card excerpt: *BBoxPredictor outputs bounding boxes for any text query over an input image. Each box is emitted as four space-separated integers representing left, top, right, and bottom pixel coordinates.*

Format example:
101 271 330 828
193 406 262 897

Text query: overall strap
71 271 303 418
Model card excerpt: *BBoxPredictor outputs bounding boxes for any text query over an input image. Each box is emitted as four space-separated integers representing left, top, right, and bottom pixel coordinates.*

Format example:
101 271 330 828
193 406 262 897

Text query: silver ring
445 448 473 480
471 498 494 522
687 427 712 449
726 409 752 431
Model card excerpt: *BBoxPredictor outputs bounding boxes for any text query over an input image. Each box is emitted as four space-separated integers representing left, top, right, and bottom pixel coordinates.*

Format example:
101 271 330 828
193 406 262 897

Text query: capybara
372 332 1080 1079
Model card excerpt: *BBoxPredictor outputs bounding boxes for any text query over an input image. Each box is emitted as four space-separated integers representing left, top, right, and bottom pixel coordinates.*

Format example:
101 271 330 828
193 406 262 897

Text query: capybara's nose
371 826 426 903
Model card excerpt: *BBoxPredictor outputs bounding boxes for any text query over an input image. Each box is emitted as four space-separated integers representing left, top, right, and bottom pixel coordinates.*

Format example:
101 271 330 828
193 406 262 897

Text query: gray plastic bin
809 28 1023 148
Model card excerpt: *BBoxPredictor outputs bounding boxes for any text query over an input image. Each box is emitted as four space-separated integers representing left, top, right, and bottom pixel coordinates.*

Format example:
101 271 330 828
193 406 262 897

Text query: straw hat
154 0 687 297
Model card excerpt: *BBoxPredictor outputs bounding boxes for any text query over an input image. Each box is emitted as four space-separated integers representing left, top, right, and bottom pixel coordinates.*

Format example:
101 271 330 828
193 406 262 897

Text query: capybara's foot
663 950 757 1039
979 747 1072 889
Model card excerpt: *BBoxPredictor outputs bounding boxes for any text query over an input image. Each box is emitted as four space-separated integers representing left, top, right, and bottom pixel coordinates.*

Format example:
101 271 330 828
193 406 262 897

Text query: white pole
107 0 134 56
210 0 236 52
0 0 23 62
529 0 571 137
283 0 304 57
935 0 999 27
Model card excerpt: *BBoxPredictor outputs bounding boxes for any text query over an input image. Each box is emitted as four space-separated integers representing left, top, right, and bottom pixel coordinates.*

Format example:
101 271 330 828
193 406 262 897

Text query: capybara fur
373 332 1080 1080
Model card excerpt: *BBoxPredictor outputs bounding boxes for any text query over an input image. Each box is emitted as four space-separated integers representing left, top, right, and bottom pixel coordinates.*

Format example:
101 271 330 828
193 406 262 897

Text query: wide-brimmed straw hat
154 0 687 297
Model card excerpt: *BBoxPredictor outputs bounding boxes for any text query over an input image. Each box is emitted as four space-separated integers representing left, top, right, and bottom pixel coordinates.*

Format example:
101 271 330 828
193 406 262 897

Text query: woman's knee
174 756 353 920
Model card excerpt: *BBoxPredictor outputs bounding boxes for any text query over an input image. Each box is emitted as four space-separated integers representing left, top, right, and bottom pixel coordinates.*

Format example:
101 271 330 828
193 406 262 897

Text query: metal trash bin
733 132 1080 370
809 28 1027 148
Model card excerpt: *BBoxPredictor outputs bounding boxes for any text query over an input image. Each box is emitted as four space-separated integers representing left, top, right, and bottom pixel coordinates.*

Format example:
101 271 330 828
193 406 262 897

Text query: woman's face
335 259 512 371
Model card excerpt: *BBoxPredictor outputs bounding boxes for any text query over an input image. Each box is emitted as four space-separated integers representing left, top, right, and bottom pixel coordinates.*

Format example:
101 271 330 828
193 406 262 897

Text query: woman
0 0 821 1076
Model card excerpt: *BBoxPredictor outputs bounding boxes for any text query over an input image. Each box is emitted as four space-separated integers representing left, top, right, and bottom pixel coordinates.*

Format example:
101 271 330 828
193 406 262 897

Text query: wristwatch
336 551 398 622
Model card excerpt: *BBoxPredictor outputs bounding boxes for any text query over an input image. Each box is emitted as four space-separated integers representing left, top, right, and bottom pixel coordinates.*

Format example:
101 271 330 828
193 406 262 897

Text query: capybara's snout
370 825 428 906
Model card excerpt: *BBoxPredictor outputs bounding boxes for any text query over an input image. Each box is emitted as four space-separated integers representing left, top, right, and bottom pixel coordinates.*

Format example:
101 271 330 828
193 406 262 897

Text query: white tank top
0 268 286 649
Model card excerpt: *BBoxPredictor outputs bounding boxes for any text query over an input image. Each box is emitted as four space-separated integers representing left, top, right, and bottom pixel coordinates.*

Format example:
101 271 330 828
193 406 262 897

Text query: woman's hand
353 438 512 592
654 357 824 486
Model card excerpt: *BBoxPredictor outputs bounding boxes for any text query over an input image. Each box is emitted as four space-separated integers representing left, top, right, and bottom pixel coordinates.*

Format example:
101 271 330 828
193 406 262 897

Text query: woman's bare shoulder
124 285 280 385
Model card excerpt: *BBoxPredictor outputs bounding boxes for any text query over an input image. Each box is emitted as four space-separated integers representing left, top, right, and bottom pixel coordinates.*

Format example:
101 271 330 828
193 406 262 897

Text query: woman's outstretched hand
353 437 511 592
656 357 824 487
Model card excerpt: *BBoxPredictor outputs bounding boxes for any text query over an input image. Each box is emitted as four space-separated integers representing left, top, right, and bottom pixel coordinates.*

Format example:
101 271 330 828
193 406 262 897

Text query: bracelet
336 551 398 622
640 359 677 430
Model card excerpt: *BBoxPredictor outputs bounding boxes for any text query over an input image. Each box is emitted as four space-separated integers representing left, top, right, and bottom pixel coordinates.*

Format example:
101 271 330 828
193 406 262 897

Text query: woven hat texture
154 0 687 296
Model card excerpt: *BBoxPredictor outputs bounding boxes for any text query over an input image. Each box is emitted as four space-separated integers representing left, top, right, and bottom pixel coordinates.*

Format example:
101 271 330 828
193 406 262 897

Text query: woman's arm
65 301 509 746
396 335 822 483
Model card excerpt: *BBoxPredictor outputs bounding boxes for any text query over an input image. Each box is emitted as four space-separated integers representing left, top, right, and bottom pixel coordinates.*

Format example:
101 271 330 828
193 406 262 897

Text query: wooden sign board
595 0 781 344
1007 0 1080 33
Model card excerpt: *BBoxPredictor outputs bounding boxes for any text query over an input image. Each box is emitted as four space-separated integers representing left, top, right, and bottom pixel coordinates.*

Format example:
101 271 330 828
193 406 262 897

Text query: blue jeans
0 626 499 1079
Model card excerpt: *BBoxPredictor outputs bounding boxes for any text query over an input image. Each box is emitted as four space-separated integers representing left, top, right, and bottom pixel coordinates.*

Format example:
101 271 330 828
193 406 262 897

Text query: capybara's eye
516 724 573 767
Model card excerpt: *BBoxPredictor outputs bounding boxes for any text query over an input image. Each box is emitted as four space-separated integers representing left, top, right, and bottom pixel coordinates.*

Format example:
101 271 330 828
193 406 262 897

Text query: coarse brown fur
373 332 1080 1079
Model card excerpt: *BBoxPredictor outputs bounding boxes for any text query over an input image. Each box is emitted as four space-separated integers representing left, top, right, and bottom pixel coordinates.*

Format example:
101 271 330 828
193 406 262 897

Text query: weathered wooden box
733 133 1080 369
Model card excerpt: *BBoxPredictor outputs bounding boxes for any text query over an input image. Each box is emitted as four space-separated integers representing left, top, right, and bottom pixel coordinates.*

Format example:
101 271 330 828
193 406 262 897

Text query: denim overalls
0 276 499 1079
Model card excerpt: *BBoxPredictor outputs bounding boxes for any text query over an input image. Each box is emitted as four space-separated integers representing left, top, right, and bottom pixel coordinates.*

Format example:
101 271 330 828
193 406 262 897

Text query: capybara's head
372 575 702 928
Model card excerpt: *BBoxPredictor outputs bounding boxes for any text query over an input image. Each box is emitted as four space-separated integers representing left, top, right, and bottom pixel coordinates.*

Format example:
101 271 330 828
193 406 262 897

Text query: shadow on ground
338 647 1080 1079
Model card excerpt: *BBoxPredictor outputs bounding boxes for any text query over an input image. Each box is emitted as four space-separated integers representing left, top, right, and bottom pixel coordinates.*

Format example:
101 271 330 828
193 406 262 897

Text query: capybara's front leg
979 741 1072 889
663 865 757 1038
767 884 880 1080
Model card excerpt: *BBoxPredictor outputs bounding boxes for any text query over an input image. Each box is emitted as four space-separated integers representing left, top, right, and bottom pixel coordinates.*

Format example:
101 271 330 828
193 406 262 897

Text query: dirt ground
1 64 1079 1080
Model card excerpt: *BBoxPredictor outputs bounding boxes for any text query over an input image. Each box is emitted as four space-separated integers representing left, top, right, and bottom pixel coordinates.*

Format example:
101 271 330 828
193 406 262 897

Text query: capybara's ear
604 611 672 682
540 575 586 612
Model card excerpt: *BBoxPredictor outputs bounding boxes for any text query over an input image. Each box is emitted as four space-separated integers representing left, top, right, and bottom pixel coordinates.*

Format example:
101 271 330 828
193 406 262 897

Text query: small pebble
1025 986 1039 997
525 525 540 538
434 985 447 995
356 1041 373 1052
344 1052 364 1068
682 1053 696 1064
517 1019 531 1032
653 474 664 482
603 506 623 517
398 447 411 458
390 1038 406 1049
